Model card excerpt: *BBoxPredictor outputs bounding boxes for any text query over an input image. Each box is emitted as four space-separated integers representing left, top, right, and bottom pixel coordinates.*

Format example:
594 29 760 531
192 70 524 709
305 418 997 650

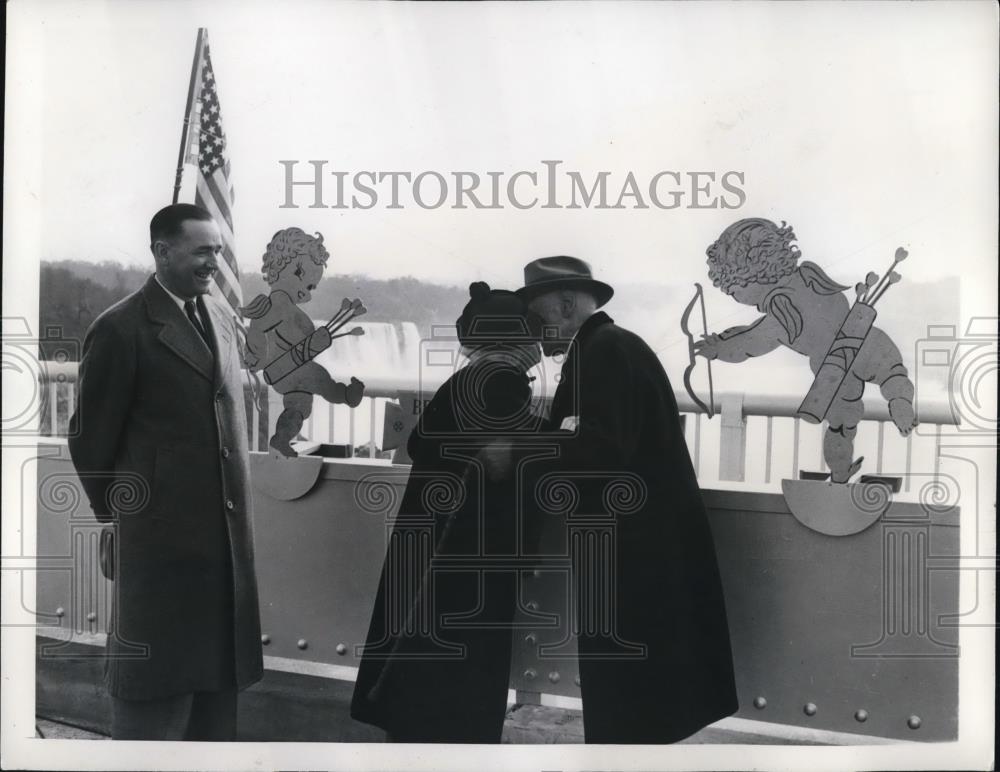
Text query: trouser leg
110 693 192 740
111 689 237 741
185 688 238 741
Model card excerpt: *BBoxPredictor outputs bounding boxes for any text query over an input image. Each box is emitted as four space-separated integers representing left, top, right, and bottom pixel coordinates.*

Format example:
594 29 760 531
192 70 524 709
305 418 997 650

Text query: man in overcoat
517 255 738 744
68 203 263 739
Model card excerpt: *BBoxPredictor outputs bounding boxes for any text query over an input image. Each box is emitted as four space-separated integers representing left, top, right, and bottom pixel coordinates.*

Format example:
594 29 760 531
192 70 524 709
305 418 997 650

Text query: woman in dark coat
351 283 542 743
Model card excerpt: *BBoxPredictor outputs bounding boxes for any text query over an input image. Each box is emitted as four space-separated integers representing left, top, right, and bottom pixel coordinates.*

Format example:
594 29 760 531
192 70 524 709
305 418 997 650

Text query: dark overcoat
545 311 738 743
351 356 538 742
68 276 263 700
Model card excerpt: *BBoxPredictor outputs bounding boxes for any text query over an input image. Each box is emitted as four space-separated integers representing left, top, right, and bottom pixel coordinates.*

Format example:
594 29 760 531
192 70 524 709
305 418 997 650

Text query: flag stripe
205 240 242 308
195 178 242 308
208 277 240 315
211 278 240 310
196 175 235 244
218 253 242 304
212 247 243 306
180 28 241 317
205 168 235 230
213 242 240 285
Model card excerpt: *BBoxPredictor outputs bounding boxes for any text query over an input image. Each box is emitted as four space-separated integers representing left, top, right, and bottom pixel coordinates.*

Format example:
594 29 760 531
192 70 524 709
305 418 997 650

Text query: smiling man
68 203 263 740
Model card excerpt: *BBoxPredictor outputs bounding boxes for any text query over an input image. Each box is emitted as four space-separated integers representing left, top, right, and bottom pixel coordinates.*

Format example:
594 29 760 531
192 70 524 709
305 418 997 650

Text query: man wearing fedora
514 255 738 744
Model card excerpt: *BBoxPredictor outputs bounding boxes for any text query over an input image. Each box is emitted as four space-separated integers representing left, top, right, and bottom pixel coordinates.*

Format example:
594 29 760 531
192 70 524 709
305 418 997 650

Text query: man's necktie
184 299 212 348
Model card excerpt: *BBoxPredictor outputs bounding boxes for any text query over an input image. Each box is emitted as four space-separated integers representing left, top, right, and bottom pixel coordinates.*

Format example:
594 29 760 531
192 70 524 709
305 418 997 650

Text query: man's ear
150 240 170 264
559 290 577 318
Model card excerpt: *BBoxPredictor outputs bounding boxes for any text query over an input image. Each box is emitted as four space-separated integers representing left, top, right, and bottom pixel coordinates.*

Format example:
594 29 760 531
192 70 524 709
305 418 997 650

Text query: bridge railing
36 361 958 492
30 362 967 742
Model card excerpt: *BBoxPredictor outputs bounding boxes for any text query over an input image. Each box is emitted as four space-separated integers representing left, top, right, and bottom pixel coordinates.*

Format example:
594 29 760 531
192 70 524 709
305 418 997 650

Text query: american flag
179 29 242 312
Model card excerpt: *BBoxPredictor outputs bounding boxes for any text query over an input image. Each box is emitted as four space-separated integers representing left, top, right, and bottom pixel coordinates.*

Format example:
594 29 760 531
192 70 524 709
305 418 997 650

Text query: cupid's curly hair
706 218 800 292
261 227 330 284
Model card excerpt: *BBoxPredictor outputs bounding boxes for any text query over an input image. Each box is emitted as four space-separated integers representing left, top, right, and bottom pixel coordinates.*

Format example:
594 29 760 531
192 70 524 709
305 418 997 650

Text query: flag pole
172 28 205 204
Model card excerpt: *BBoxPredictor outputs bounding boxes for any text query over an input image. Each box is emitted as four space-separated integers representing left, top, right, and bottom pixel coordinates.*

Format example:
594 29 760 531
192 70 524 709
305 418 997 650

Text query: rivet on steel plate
548 671 560 684
336 643 347 655
907 715 921 730
297 638 308 650
523 668 536 680
86 611 96 622
55 607 65 618
261 634 271 645
527 600 539 611
753 696 767 709
574 675 581 687
803 702 817 716
855 709 868 722
524 632 537 644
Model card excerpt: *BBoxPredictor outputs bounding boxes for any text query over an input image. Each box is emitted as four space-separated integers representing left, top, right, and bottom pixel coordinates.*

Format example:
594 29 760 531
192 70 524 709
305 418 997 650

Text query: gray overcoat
68 276 263 700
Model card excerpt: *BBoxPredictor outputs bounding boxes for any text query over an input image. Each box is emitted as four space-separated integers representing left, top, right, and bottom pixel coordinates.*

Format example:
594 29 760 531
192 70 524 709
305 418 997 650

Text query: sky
5 0 997 393
7 1 997 294
2 5 997 770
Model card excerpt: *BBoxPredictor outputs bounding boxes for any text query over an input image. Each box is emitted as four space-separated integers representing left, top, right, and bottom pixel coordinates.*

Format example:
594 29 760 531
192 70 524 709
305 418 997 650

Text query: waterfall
312 320 425 381
308 320 437 451
304 320 564 450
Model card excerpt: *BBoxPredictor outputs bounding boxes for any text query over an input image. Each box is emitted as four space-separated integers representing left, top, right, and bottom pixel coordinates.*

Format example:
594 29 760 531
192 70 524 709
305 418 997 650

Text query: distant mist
39 260 959 400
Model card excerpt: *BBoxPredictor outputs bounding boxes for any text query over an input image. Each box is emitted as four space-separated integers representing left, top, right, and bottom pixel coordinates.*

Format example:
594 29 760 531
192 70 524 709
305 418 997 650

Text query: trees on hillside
39 261 468 360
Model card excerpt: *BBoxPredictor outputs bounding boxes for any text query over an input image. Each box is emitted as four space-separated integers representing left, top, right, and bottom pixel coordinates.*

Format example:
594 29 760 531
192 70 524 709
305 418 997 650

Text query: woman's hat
515 255 614 307
456 282 540 347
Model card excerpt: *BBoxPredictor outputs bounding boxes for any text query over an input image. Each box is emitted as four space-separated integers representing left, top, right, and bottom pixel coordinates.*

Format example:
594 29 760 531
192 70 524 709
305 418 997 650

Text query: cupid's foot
888 398 917 436
269 435 298 458
830 456 864 484
345 377 365 408
270 410 304 458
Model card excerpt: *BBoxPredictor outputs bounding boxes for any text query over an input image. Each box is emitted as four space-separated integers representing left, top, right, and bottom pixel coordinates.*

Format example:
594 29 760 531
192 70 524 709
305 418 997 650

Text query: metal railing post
718 393 747 482
266 385 282 447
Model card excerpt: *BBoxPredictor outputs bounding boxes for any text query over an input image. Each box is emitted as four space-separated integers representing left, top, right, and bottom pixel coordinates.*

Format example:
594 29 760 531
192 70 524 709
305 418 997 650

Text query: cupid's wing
766 292 804 344
240 293 272 320
799 261 849 295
